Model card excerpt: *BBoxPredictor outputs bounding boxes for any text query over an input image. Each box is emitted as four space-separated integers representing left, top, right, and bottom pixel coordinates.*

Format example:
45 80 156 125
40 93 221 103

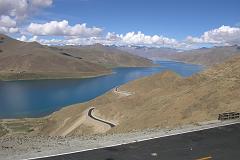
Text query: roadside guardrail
218 112 240 121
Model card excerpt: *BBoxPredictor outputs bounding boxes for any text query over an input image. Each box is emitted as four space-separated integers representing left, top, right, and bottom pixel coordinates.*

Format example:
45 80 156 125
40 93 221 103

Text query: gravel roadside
0 119 239 160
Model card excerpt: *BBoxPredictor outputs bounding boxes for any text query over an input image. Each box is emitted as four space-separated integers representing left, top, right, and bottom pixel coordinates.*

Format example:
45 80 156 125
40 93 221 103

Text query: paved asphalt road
88 108 115 128
34 123 240 160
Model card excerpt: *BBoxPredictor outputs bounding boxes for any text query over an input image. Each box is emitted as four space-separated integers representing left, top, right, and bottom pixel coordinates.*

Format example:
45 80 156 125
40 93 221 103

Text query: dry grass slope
170 46 240 66
1 34 240 136
56 44 155 68
38 54 240 136
0 34 154 80
0 34 112 80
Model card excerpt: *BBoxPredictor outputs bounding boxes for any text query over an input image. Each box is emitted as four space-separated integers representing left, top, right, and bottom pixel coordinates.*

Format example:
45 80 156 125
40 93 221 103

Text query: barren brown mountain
38 54 240 136
170 45 240 66
0 34 112 80
0 34 154 80
121 45 240 66
1 34 240 137
55 44 155 68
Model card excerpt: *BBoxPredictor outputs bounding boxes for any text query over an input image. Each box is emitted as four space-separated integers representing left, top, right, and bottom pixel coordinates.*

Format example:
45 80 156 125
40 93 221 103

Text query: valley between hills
1 47 240 137
1 34 240 159
36 54 240 136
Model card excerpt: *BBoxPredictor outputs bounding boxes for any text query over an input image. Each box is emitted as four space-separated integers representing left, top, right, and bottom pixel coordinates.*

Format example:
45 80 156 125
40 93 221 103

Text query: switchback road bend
88 108 116 128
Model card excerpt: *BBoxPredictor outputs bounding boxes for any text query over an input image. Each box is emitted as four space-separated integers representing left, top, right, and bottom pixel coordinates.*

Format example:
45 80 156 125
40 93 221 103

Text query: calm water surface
0 61 203 118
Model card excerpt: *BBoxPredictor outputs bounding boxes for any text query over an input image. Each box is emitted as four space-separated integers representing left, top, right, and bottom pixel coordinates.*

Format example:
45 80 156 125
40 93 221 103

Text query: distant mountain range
165 45 240 66
0 34 154 80
1 33 240 81
55 43 155 68
118 45 180 60
118 45 240 66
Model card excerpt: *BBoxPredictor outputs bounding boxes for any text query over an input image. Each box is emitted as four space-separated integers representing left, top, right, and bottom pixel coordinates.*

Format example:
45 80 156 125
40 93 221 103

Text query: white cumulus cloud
186 25 240 45
0 15 16 27
0 0 28 20
15 23 240 49
17 35 38 42
8 27 19 33
106 31 184 48
17 35 27 41
27 20 103 37
0 15 18 34
0 0 53 20
0 15 18 33
0 0 53 34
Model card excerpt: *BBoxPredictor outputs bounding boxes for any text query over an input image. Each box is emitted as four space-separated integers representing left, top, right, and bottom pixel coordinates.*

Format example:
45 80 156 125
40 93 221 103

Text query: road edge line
24 120 240 160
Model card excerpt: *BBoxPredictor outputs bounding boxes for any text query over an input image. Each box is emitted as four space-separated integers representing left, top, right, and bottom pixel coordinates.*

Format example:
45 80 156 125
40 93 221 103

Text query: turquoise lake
0 61 203 118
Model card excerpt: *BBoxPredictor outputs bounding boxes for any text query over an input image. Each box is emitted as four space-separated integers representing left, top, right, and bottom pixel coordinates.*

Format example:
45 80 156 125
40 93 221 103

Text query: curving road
88 108 115 128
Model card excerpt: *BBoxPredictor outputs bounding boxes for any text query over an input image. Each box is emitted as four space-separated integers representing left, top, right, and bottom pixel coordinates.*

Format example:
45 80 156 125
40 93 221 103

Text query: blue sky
43 0 240 39
1 0 240 48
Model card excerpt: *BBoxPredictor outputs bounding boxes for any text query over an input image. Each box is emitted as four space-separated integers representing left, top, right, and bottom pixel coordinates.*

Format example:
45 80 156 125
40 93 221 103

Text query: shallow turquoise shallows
0 61 203 118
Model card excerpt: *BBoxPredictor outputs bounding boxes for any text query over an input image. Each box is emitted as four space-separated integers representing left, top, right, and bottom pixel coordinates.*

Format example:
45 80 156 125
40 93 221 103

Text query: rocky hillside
1 35 240 136
40 54 240 136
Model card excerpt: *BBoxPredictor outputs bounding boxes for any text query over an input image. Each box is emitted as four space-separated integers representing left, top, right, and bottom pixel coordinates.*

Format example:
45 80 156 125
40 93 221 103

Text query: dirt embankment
1 55 240 138
33 55 240 136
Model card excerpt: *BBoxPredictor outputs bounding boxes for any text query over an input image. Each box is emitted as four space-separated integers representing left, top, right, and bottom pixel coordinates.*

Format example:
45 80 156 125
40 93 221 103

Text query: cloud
186 25 240 45
0 0 53 34
105 31 186 48
106 32 121 41
38 38 63 45
31 0 53 7
0 15 16 27
1 0 240 50
8 27 19 33
16 22 240 49
122 32 178 46
0 15 18 34
34 31 189 49
17 35 38 42
37 37 106 46
27 20 103 37
0 27 18 34
29 35 38 41
17 35 27 41
0 0 28 20
0 0 53 20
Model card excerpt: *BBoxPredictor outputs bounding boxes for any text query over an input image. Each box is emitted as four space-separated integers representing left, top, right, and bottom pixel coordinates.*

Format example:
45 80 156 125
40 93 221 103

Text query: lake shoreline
0 61 203 119
0 71 113 82
0 64 159 82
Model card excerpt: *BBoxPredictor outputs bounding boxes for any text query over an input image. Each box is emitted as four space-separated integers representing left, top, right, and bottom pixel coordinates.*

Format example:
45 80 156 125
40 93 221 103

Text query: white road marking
24 120 240 160
151 153 158 156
